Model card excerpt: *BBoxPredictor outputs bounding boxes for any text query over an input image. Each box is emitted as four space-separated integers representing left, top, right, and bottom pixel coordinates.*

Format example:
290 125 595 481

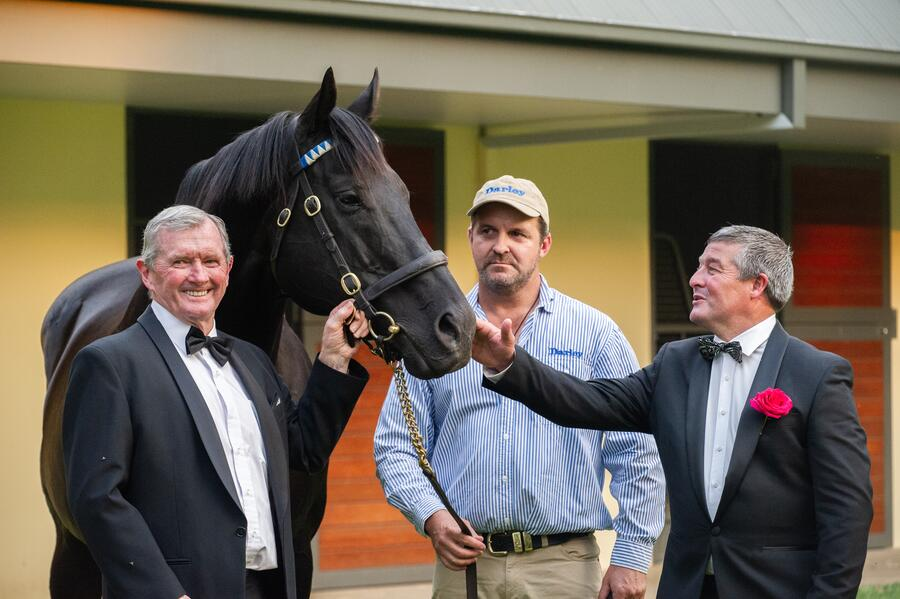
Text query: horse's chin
391 327 473 380
400 345 471 380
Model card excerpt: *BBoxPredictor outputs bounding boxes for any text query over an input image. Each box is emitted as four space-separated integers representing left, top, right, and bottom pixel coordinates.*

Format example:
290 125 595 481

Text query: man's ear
136 258 154 293
539 232 552 258
750 273 769 299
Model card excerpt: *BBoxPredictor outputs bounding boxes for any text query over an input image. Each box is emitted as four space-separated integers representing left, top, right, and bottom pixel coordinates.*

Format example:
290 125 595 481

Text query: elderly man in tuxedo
473 225 872 598
63 205 369 599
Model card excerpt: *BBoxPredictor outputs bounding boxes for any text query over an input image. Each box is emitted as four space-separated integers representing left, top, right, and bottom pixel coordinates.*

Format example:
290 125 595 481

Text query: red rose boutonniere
750 388 793 434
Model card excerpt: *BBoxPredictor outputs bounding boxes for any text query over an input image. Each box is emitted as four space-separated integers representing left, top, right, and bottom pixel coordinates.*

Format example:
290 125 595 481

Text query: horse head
182 69 474 379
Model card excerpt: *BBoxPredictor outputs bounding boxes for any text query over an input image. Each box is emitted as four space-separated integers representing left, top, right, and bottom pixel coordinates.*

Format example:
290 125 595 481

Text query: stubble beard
479 262 536 296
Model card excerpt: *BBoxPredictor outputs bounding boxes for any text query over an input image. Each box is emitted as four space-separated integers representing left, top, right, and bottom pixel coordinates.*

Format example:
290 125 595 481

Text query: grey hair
141 205 231 269
707 224 793 311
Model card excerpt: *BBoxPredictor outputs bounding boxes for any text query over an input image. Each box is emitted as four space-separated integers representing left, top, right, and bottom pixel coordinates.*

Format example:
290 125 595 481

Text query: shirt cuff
609 538 655 573
483 360 514 382
412 496 447 537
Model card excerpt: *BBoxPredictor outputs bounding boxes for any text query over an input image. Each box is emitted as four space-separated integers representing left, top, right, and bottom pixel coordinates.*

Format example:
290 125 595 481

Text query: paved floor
311 547 900 598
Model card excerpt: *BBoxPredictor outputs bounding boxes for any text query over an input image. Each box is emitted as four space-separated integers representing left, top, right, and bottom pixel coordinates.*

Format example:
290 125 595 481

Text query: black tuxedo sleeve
806 358 873 599
63 346 185 599
286 356 369 472
484 345 658 433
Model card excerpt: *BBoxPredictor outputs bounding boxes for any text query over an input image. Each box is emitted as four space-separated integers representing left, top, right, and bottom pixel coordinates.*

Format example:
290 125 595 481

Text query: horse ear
347 68 380 123
299 67 337 135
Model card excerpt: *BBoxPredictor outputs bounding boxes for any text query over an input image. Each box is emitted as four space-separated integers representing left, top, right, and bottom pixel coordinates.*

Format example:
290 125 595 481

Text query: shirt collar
468 275 555 316
714 314 777 357
150 301 219 358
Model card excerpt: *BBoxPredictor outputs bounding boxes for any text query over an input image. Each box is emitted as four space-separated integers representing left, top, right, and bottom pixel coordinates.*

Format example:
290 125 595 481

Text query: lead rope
391 361 479 598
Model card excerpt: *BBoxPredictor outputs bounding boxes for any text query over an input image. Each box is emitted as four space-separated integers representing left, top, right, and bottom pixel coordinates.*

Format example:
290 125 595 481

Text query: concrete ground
311 547 900 598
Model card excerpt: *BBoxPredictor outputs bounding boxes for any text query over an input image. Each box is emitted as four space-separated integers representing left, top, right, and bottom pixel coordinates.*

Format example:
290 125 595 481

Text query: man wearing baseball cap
375 175 665 598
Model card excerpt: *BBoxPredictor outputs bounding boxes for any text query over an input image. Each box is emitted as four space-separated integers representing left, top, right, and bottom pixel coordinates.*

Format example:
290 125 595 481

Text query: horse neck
216 246 286 359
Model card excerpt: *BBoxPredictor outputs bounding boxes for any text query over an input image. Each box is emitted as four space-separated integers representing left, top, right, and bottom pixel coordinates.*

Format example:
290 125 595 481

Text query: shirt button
724 376 729 382
501 475 508 483
502 433 510 440
720 409 727 416
712 482 719 488
716 447 723 453
235 527 246 537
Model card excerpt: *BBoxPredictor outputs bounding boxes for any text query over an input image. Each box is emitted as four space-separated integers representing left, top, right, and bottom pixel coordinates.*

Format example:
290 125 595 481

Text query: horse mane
177 107 387 213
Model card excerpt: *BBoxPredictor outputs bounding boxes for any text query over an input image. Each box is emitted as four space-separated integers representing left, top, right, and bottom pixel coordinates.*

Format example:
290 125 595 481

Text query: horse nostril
437 312 461 340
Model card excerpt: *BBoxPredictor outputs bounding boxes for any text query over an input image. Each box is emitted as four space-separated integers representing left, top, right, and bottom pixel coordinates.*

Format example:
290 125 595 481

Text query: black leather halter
269 138 448 360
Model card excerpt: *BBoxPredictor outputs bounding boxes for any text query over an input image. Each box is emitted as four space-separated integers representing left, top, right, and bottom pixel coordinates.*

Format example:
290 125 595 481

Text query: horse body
40 69 474 598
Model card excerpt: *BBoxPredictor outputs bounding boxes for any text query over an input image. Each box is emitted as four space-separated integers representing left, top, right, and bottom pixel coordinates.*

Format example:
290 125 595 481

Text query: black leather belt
481 531 592 555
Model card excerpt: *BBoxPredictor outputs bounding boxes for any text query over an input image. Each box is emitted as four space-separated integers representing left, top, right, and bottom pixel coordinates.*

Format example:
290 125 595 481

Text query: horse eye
336 193 362 208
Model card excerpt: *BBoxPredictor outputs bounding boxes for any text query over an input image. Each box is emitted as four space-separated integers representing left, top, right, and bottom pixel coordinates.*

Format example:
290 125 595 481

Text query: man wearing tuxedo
63 205 369 599
473 225 873 598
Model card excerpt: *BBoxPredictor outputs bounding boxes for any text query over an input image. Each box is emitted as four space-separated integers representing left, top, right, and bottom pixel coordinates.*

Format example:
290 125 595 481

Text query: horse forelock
327 108 389 188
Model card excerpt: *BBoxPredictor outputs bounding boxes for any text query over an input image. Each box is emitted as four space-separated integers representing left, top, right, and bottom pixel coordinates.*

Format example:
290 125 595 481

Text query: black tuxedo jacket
486 322 872 599
63 307 368 599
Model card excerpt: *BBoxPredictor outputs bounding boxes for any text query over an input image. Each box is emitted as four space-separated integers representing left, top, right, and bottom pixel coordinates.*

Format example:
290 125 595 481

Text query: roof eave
148 0 900 68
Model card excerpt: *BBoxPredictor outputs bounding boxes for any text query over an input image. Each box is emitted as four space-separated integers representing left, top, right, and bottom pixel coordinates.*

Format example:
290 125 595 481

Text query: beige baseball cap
467 175 550 228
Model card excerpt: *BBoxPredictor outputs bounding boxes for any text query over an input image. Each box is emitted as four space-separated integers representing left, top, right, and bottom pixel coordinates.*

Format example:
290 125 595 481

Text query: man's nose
492 234 510 254
688 269 702 289
187 260 209 281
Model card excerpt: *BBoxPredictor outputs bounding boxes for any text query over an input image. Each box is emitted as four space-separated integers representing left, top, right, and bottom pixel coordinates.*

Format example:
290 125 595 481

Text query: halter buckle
340 272 362 296
276 208 292 227
370 311 400 341
304 195 321 216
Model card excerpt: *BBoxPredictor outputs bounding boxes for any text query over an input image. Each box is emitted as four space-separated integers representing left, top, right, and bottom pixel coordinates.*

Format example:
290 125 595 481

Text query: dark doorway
650 141 780 349
127 110 266 255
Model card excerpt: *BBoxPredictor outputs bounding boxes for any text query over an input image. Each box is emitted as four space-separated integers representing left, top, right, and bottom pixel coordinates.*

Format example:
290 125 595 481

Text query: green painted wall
0 98 126 596
481 139 652 363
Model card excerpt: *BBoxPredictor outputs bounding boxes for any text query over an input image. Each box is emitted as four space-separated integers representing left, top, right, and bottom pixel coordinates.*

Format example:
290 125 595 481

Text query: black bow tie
185 326 233 366
698 337 743 363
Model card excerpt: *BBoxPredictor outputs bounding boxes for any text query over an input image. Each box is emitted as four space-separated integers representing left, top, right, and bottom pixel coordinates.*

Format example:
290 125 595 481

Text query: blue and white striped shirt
374 278 666 572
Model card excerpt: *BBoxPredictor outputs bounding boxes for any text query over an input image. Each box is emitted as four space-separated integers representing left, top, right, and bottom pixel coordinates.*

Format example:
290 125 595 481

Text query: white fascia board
151 0 900 68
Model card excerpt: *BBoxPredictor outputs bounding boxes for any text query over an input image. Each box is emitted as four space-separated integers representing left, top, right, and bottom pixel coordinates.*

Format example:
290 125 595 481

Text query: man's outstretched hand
472 318 517 373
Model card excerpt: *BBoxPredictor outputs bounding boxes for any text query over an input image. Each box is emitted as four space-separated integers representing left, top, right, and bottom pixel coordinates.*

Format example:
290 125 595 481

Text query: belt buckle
487 532 534 556
486 533 507 556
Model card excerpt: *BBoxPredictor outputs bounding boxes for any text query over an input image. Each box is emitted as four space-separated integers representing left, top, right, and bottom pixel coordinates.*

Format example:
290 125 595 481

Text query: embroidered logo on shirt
549 347 584 358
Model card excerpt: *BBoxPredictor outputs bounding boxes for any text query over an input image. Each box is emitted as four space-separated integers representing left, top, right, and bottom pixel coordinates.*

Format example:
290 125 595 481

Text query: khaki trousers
432 535 602 599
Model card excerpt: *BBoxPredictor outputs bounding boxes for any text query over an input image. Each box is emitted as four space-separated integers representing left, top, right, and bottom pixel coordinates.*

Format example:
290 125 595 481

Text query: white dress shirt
151 301 277 570
703 314 777 520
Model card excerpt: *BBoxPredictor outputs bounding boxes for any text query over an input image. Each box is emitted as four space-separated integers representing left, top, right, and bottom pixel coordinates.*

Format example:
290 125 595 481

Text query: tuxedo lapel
716 322 789 518
685 346 712 519
137 308 241 510
228 347 290 524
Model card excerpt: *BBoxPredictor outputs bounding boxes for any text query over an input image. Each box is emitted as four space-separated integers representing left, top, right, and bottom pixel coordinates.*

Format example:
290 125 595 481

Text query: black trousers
700 575 719 599
245 568 284 599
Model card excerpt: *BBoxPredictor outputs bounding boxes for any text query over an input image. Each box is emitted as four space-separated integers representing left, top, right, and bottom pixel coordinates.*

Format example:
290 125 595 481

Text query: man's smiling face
137 219 232 333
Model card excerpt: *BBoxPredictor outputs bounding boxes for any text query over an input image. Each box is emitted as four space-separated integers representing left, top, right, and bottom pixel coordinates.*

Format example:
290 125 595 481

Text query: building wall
891 149 900 548
0 98 126 595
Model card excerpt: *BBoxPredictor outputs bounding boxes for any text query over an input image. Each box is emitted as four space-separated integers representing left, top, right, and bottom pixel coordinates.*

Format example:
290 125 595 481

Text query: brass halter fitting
370 311 401 341
303 195 321 216
340 272 362 296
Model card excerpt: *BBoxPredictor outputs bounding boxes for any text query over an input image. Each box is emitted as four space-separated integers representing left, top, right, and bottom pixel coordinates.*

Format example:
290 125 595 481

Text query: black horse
40 68 475 598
